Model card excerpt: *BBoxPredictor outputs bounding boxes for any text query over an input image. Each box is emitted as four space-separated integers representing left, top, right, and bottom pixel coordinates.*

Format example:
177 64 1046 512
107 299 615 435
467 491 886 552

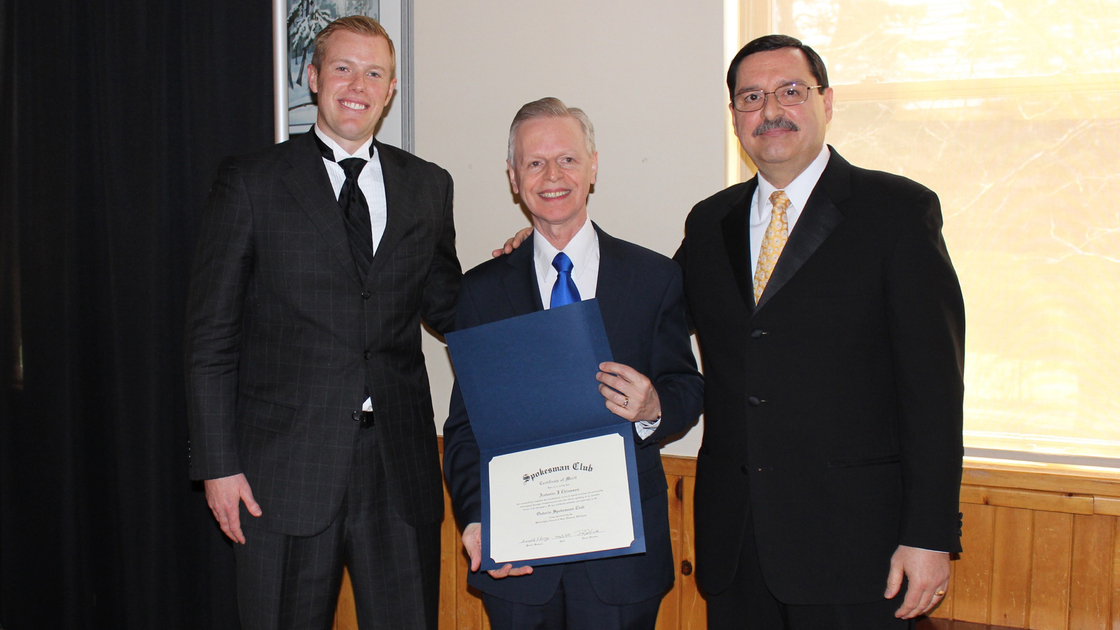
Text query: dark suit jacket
443 224 703 606
184 131 460 536
674 147 964 605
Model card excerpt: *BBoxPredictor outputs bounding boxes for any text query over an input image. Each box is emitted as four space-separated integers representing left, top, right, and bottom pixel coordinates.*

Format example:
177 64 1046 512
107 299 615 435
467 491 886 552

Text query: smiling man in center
442 97 703 630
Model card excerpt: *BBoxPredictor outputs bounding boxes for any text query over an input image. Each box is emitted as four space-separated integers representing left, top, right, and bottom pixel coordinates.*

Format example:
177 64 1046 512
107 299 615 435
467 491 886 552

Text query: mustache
753 118 799 136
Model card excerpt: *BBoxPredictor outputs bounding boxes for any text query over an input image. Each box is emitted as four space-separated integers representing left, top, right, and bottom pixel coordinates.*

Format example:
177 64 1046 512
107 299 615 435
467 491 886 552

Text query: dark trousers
706 515 911 630
233 426 440 630
482 561 663 630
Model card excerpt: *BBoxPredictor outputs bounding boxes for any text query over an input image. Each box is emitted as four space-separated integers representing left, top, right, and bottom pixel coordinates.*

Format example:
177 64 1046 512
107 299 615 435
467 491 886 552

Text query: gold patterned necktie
753 190 790 303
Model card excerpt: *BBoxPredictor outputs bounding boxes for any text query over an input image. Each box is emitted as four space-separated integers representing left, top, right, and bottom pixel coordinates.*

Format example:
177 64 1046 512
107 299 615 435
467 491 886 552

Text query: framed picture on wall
272 0 413 151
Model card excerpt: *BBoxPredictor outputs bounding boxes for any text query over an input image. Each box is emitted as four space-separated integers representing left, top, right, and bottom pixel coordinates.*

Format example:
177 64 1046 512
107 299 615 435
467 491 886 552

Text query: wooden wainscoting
333 452 1120 630
933 461 1120 630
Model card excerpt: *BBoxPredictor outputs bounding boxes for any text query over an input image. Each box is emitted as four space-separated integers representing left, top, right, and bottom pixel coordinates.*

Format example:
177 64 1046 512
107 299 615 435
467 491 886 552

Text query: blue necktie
550 252 581 308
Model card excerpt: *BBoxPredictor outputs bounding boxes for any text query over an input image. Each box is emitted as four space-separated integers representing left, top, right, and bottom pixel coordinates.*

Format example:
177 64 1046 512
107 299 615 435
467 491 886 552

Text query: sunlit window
733 0 1120 466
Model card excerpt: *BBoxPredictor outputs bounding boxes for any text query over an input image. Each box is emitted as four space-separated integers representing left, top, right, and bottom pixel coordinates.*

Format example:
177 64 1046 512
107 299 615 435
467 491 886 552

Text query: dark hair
725 34 829 101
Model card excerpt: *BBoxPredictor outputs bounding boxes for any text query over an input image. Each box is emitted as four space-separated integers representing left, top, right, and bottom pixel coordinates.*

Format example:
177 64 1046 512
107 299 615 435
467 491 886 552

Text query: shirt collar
533 218 598 282
754 144 831 224
314 125 376 162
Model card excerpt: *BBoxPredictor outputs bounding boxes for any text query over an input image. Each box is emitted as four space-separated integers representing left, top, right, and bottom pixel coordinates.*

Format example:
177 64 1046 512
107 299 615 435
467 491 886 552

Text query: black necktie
315 134 374 276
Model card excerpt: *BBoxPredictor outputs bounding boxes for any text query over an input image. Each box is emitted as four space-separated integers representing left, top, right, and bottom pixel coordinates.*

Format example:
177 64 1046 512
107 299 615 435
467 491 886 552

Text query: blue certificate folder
445 299 646 570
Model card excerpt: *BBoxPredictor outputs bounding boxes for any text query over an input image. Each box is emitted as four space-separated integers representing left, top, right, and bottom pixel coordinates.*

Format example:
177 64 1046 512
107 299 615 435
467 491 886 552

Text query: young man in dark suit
443 98 703 630
675 34 965 629
184 16 459 630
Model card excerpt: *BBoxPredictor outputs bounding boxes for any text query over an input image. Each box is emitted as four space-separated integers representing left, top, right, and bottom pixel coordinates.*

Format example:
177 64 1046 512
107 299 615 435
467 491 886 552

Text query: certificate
486 431 642 567
445 300 646 570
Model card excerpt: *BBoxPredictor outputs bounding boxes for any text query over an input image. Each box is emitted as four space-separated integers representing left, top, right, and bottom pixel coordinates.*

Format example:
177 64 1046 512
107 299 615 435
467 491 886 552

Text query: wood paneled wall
937 462 1120 630
333 454 1120 630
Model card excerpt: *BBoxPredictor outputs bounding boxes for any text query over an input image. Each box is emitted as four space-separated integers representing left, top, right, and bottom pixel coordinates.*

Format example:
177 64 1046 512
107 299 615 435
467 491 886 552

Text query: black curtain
2 0 275 627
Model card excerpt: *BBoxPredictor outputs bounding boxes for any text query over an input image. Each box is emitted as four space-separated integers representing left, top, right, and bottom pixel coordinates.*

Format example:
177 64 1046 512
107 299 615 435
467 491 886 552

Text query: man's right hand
462 522 534 579
491 227 533 258
204 473 262 544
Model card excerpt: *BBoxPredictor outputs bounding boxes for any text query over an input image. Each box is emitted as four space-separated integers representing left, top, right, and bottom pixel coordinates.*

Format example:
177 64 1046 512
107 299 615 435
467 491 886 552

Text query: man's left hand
596 362 660 423
885 545 950 619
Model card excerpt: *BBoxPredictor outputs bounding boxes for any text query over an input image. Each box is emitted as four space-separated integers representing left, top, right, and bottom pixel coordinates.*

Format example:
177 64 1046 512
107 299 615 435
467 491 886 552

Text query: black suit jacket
443 224 703 606
675 148 964 605
185 131 460 535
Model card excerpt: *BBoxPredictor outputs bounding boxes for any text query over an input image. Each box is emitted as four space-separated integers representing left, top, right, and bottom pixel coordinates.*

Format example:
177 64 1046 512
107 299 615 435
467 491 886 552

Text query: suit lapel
592 224 634 335
496 223 635 325
283 132 362 285
720 181 757 312
369 140 411 285
501 240 544 316
500 223 628 320
755 148 849 310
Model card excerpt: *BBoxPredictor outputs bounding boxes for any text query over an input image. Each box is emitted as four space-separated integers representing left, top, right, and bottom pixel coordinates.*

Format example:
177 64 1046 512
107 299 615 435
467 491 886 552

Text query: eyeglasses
732 82 823 113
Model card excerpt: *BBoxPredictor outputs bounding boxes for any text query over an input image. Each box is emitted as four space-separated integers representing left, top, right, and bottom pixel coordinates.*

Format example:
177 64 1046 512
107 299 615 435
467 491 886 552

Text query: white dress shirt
314 125 388 257
533 219 599 309
750 144 831 275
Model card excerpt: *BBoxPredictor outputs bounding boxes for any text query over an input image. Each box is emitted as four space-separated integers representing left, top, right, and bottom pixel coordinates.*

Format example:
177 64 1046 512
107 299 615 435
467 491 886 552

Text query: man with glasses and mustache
674 34 965 629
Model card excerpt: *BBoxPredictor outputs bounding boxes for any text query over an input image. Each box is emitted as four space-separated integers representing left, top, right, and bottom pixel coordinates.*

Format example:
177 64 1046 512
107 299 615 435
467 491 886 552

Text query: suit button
361 290 371 299
748 396 761 406
750 329 766 338
363 350 372 360
740 465 749 475
351 410 362 421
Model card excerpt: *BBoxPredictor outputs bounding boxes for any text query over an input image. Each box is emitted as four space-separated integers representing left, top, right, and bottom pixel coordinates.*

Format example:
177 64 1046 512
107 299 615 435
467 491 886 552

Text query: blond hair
311 15 396 80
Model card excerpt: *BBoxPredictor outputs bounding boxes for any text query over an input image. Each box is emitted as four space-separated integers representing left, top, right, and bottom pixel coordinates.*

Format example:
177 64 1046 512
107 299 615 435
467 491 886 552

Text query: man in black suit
184 16 459 630
674 35 965 629
443 98 703 630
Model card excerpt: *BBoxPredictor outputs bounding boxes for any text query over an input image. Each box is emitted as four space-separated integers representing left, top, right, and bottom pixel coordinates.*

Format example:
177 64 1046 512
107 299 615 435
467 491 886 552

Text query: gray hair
507 97 596 165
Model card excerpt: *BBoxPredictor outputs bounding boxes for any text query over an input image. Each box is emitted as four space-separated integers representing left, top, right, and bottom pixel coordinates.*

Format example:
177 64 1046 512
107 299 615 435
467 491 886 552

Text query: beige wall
411 0 727 456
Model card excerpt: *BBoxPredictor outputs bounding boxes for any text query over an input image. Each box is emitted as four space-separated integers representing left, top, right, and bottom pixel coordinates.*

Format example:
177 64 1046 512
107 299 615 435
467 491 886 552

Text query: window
731 0 1120 466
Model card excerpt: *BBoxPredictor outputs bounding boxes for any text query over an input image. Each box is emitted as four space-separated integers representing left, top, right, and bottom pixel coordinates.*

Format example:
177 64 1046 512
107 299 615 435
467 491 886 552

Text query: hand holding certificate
445 300 646 571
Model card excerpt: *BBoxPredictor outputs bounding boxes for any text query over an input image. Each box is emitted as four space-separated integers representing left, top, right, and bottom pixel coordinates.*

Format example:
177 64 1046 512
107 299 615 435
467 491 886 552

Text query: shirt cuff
635 417 661 440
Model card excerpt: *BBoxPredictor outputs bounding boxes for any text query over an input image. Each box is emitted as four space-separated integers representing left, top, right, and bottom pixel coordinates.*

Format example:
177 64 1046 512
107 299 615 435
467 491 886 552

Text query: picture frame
272 0 413 151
